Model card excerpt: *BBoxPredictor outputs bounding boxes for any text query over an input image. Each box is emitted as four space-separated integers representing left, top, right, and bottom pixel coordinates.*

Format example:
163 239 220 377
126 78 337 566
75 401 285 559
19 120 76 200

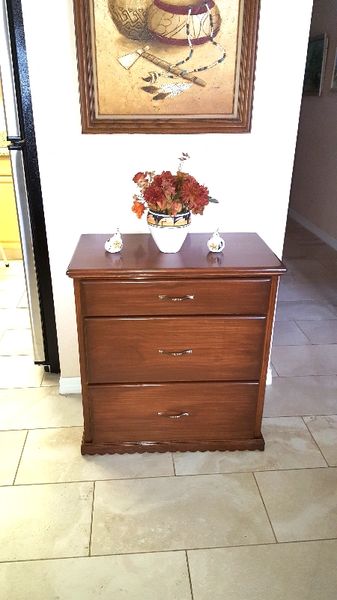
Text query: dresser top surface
67 233 286 279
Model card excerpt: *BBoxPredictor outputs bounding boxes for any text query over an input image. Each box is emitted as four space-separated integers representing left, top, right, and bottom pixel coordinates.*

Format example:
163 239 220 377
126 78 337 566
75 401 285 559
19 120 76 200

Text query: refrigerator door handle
8 148 45 363
7 136 25 150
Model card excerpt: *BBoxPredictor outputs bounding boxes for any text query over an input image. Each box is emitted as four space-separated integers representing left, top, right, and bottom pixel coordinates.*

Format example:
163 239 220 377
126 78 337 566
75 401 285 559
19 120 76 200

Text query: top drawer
80 278 271 316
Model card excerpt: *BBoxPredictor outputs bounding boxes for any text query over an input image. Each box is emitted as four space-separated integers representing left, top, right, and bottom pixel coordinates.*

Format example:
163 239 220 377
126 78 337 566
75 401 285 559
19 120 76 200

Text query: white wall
18 0 313 379
289 0 337 249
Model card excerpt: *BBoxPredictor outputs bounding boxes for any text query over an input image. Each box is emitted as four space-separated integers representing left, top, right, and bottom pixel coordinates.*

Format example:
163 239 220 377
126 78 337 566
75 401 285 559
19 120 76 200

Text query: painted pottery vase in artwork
108 0 152 41
147 210 191 253
146 0 221 45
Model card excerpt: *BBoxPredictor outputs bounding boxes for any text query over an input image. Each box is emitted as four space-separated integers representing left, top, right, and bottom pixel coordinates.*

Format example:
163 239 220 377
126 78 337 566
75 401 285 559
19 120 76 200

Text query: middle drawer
84 316 266 384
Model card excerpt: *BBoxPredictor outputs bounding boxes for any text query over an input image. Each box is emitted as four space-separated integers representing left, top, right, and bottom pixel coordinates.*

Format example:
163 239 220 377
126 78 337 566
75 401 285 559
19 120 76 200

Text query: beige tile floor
0 220 337 599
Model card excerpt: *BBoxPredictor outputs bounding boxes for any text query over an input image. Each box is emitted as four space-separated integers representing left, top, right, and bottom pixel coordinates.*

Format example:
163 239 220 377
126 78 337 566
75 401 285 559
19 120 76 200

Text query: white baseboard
59 377 82 395
289 209 337 251
266 367 273 386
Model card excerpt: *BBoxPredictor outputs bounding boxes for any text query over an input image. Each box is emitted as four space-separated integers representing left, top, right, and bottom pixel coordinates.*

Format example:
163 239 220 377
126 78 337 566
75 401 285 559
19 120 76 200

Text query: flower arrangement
132 153 218 219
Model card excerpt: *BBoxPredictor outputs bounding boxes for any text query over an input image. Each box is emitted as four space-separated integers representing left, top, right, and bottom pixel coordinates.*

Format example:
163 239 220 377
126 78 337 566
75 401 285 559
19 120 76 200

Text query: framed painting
303 33 328 96
330 47 337 90
73 0 260 133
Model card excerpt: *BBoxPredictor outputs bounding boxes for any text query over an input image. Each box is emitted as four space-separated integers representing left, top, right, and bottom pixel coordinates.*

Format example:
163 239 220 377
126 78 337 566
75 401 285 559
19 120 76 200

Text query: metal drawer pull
158 294 194 302
158 412 190 419
159 349 192 356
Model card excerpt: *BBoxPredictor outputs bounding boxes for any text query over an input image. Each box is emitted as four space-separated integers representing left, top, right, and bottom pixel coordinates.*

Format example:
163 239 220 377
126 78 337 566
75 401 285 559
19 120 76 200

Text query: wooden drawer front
84 317 266 383
81 279 271 317
88 382 259 443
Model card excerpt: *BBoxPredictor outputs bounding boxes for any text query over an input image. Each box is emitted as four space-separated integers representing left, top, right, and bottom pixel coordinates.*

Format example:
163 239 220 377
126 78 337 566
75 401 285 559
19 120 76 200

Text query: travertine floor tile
272 321 310 346
0 287 23 309
271 345 337 376
0 482 93 561
91 474 275 555
173 417 326 475
304 416 337 466
0 328 33 356
264 376 337 416
17 290 28 308
277 277 321 302
0 552 192 600
188 540 337 600
282 260 337 305
296 319 337 344
283 258 334 282
255 468 337 542
0 260 24 280
275 301 336 321
0 430 27 485
0 386 83 429
16 427 174 483
0 307 30 330
0 356 44 388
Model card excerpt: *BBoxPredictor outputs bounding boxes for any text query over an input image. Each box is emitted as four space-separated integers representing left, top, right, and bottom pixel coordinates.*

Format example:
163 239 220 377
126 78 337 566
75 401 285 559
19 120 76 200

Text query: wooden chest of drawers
67 233 285 454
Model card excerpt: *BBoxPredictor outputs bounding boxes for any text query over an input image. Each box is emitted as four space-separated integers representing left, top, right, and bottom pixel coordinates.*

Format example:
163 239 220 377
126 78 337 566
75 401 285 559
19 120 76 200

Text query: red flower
180 174 209 215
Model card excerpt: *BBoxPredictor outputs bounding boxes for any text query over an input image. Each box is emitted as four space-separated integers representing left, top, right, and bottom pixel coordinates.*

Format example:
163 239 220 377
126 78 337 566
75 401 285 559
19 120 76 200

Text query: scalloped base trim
81 436 265 455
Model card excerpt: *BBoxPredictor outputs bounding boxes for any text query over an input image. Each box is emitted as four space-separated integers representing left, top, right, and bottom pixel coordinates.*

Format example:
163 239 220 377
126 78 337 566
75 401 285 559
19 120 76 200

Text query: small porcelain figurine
104 229 123 253
207 230 225 253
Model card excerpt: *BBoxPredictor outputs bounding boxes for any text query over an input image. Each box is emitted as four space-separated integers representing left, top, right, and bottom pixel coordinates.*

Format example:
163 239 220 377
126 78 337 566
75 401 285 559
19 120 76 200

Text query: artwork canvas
303 34 328 96
73 0 260 133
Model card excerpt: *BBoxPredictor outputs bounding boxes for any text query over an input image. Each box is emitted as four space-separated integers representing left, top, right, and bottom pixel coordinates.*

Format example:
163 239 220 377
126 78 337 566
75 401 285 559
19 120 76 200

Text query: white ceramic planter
147 210 191 253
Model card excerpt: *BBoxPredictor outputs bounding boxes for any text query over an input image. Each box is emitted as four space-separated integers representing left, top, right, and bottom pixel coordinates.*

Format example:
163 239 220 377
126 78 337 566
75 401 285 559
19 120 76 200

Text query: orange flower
133 172 146 185
132 198 145 219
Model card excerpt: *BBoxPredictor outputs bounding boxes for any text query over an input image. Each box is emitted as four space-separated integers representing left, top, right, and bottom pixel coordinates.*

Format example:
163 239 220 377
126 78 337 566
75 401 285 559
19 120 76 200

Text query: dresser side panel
73 279 92 442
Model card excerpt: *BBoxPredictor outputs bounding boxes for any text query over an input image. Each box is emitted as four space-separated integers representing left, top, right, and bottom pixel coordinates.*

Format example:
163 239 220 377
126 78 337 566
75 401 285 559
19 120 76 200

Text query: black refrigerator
0 0 59 372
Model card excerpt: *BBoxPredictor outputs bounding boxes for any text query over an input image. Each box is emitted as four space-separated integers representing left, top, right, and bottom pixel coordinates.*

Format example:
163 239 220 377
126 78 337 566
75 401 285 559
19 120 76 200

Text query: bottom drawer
87 382 259 444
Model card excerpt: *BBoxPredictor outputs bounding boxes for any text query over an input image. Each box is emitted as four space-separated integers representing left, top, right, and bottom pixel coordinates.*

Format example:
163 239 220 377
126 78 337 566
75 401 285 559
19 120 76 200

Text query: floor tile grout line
264 412 337 418
174 465 332 477
88 481 96 557
2 537 337 565
252 472 278 544
271 361 280 376
185 550 195 600
276 298 337 306
301 417 330 467
171 452 176 476
1 480 103 489
0 426 83 434
274 341 337 347
12 430 29 485
262 414 337 420
274 373 337 379
1 474 181 488
293 319 315 344
2 465 336 489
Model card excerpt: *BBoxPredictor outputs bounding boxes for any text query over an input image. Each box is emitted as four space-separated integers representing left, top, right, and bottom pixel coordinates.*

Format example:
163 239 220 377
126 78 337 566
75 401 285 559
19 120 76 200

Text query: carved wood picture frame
73 0 260 133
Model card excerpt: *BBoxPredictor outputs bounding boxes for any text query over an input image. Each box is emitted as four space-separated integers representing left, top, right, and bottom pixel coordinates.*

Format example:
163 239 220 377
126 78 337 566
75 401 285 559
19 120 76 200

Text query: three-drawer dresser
67 233 285 454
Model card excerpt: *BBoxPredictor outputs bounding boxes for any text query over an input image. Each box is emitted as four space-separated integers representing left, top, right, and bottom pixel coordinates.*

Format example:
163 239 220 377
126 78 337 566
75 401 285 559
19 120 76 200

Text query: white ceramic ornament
207 230 225 253
104 229 123 253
